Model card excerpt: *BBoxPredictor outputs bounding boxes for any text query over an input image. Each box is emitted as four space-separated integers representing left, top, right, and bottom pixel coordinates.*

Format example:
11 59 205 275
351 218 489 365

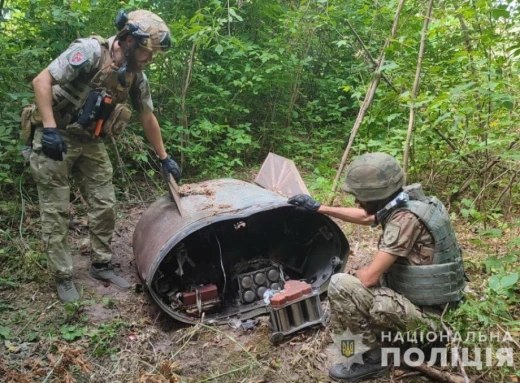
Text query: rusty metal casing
133 178 349 324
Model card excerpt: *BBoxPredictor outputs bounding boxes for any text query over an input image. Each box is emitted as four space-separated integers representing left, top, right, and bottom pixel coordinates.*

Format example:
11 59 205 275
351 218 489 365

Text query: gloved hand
288 194 321 212
160 156 182 183
41 128 67 161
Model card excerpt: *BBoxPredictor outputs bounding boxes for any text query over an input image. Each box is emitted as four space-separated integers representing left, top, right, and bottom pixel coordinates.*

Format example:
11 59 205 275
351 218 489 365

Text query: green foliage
88 320 128 357
0 326 11 340
0 0 516 208
0 211 48 284
0 4 519 379
102 297 116 309
488 271 518 297
60 324 88 341
449 236 519 331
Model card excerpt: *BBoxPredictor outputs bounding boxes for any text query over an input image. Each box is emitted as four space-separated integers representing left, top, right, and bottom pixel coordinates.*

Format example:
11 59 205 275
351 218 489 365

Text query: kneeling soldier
288 152 466 382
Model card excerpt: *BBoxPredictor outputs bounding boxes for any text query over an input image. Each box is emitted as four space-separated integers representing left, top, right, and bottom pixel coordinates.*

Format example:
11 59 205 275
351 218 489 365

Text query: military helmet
115 10 171 53
341 152 404 202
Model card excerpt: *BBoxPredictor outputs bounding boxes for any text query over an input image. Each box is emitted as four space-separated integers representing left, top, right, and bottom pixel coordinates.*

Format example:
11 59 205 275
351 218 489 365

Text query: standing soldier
25 10 181 302
288 152 466 382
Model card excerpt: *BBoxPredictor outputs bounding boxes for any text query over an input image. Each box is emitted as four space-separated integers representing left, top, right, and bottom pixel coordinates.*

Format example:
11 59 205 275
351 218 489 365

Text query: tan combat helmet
341 152 404 202
115 9 171 53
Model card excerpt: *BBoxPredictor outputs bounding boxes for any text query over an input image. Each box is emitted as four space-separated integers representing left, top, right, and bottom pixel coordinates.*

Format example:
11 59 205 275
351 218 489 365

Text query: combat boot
56 277 80 302
329 347 389 382
89 263 130 289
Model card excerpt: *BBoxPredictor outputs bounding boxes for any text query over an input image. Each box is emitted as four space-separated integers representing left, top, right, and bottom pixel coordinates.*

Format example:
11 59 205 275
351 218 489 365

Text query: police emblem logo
329 328 368 370
69 48 87 66
341 340 355 358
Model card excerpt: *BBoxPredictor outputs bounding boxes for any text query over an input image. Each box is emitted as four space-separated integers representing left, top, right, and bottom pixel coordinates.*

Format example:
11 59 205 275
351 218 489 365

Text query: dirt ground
0 200 486 383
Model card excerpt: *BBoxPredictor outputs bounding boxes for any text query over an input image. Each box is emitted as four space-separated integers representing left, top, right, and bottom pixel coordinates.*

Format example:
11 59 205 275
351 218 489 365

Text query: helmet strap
117 64 127 87
117 39 137 86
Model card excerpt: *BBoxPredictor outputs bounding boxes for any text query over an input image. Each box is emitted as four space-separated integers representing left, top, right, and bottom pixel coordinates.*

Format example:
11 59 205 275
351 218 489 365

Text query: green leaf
483 256 502 271
451 82 476 95
0 327 11 340
229 8 243 21
478 228 503 238
502 99 514 110
491 6 509 19
500 273 518 288
27 332 39 342
488 275 501 291
60 325 87 341
507 238 520 247
215 44 224 55
380 61 399 71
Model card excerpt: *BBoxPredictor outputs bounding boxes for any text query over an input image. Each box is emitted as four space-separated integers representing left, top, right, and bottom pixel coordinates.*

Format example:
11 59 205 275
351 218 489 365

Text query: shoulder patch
383 223 400 246
68 48 88 66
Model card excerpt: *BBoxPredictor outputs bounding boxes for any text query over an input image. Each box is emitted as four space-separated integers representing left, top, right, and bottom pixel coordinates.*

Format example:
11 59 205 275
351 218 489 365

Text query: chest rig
51 36 136 132
381 184 466 306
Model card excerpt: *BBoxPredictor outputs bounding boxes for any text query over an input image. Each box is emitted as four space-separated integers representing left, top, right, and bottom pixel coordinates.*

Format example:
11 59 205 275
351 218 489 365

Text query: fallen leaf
47 353 57 364
63 371 76 383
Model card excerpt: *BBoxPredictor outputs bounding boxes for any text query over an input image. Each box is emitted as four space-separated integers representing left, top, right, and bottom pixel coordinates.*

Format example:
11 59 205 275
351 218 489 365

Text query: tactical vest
383 184 465 307
51 35 137 131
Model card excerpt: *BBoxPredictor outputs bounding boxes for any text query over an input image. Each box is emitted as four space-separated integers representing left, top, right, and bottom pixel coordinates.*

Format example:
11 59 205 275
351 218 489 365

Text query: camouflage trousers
30 128 116 278
328 273 439 349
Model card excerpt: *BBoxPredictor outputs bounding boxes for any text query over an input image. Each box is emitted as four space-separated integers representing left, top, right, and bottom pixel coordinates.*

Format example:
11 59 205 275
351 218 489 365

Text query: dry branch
404 363 467 383
328 0 406 204
432 128 518 203
344 18 399 94
449 139 520 202
493 173 520 210
440 306 471 383
433 129 459 154
403 0 435 181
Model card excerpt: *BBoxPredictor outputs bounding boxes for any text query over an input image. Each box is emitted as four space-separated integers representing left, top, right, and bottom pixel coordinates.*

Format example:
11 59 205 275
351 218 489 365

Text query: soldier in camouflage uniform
27 10 182 302
288 152 465 382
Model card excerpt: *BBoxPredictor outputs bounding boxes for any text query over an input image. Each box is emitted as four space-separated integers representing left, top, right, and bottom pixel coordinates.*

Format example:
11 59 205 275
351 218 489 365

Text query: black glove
41 128 67 161
160 156 182 183
288 194 321 212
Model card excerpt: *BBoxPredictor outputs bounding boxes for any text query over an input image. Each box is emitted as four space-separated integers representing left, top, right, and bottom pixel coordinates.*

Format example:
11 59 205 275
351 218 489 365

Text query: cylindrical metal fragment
270 311 280 331
303 297 320 321
241 276 253 289
254 272 266 285
275 307 290 332
243 290 256 303
267 268 280 281
257 286 267 299
270 282 281 290
290 302 304 327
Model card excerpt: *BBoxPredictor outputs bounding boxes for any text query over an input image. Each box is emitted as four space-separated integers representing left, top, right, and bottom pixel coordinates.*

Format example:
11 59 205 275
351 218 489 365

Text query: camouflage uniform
329 212 439 349
30 36 153 278
330 152 461 349
286 153 465 380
